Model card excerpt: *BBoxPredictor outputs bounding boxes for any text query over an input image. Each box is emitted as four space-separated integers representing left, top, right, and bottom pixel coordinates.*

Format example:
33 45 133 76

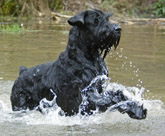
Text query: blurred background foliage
0 0 164 18
152 0 165 17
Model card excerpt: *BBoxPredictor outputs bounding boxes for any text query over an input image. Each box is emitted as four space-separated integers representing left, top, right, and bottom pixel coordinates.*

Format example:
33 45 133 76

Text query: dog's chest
72 57 108 84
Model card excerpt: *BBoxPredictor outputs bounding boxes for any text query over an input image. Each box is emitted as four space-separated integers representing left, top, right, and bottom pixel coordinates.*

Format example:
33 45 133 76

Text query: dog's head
68 9 121 59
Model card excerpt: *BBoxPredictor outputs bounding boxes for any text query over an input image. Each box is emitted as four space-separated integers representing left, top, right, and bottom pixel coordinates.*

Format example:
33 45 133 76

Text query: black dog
11 9 147 119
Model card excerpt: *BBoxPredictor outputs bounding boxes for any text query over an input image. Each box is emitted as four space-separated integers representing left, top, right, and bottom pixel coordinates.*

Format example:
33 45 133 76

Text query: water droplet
119 55 123 58
124 56 128 59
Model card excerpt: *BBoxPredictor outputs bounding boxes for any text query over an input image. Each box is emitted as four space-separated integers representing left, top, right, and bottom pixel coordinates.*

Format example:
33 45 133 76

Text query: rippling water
0 21 165 136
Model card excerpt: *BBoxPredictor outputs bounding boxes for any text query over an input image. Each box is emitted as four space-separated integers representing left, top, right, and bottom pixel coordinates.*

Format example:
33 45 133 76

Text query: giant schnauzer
11 9 147 119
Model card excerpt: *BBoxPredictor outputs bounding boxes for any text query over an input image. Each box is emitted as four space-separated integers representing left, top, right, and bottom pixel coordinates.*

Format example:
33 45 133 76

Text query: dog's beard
99 34 121 59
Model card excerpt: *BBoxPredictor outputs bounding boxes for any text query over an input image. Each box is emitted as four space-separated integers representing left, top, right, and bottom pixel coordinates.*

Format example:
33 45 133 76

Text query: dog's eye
94 19 99 25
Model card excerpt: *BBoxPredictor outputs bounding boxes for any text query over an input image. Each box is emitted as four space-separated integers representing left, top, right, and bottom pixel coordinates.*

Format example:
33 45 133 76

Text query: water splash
0 79 164 126
109 48 147 89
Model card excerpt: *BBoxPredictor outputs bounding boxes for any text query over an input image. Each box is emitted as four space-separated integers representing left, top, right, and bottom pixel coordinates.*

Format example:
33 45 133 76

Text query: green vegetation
0 0 63 17
0 0 164 18
152 0 165 17
49 0 63 11
0 24 24 34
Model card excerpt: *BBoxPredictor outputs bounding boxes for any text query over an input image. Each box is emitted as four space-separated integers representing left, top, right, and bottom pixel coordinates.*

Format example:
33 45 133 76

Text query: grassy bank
0 0 164 18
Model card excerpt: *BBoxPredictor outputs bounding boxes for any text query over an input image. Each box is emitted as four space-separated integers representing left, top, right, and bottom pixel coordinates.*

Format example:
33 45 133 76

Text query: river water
0 20 165 136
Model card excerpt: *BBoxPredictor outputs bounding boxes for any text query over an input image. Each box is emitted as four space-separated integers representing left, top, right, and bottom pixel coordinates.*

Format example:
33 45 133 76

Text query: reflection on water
0 21 165 136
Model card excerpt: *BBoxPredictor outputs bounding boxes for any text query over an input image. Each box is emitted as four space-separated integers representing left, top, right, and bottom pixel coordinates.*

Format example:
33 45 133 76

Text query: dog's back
11 61 55 111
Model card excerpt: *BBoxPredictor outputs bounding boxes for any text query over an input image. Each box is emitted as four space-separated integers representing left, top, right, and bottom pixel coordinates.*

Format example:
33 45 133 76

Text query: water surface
0 21 165 136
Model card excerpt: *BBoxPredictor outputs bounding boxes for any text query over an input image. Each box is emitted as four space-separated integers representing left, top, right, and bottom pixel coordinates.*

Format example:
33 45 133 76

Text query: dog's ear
68 11 87 26
105 12 113 19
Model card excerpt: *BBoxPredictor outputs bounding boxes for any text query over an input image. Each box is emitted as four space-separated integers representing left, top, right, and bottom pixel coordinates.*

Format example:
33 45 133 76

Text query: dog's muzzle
98 23 121 59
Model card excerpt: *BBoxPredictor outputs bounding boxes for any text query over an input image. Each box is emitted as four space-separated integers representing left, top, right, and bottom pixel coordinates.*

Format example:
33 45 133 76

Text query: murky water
0 20 165 136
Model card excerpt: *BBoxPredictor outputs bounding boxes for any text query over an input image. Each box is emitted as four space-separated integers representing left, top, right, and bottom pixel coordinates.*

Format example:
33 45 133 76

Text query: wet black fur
10 9 147 119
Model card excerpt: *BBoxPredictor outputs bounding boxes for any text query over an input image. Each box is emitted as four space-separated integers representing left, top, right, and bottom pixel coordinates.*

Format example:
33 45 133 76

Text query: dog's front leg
85 90 128 112
82 89 147 119
109 101 147 120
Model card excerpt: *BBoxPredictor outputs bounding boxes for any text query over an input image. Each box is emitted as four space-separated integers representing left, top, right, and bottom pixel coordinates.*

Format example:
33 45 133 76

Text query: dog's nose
114 25 121 32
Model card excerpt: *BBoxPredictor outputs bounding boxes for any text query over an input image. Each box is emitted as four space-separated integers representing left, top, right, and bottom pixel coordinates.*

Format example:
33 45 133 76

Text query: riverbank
0 0 164 20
